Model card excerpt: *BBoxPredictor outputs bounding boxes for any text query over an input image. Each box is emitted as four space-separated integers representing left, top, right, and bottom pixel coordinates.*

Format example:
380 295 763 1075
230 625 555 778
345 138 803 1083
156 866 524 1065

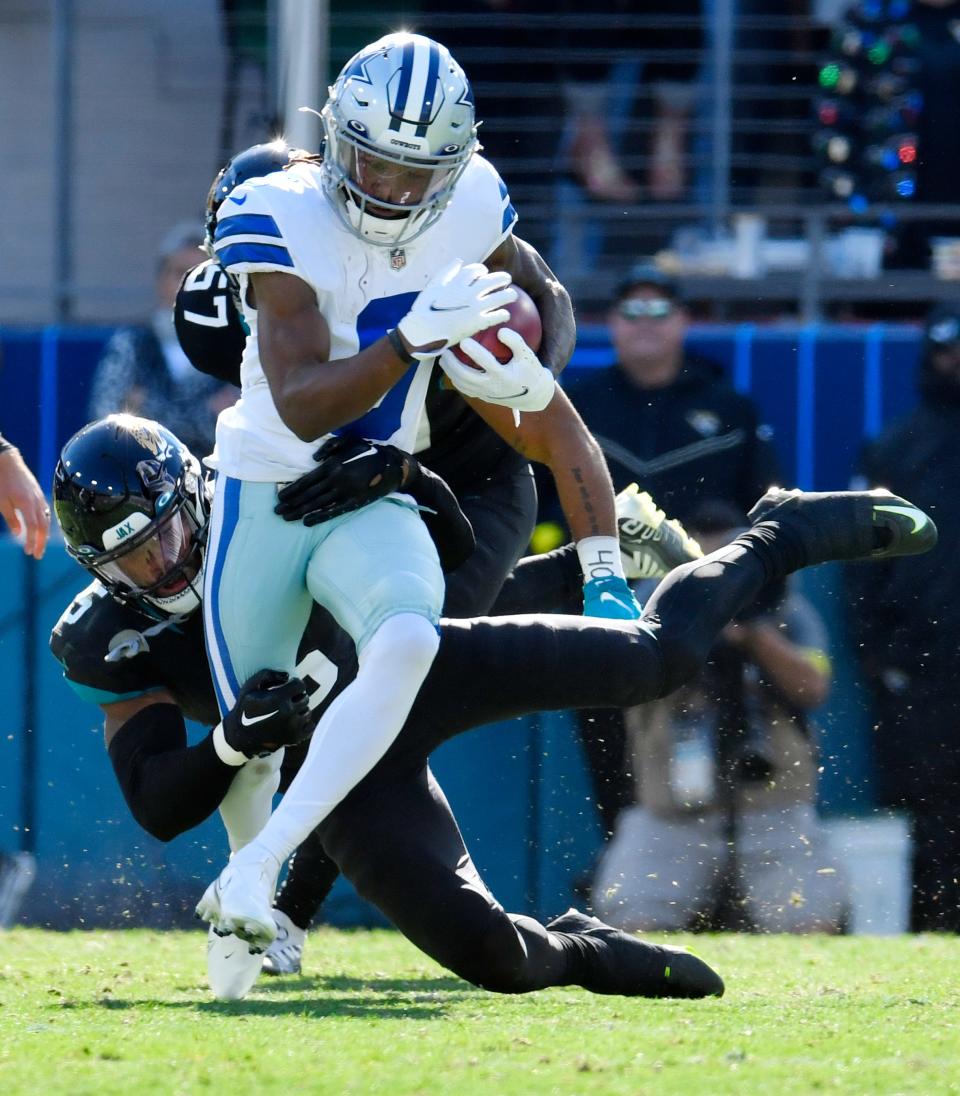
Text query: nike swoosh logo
429 302 468 312
230 193 247 205
240 709 278 726
875 504 929 534
342 446 377 464
497 388 529 400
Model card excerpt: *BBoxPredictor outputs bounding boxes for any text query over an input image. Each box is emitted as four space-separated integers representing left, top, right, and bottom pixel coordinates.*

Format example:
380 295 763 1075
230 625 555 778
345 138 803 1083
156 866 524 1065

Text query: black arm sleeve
404 461 477 573
107 703 238 842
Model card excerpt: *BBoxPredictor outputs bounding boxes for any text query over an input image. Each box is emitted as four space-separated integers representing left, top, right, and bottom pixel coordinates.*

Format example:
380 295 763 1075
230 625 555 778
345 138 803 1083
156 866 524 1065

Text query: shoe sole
207 928 264 1001
617 486 703 577
196 877 276 951
262 957 302 976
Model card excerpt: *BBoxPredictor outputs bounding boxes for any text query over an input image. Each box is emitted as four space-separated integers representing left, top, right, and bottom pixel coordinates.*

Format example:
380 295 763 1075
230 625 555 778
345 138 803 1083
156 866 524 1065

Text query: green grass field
0 929 958 1095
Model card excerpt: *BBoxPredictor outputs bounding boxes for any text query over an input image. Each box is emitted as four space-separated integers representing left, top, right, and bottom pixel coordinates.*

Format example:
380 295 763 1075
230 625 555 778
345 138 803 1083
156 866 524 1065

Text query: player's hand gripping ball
439 286 555 413
452 286 542 365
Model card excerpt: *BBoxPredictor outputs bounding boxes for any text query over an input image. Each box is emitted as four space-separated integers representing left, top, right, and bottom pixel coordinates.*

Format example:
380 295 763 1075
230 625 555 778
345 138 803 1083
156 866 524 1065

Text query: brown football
453 286 542 366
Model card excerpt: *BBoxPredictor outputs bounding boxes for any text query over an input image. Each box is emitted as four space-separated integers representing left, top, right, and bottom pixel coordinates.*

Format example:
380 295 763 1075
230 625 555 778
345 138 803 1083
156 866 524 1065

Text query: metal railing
4 3 958 323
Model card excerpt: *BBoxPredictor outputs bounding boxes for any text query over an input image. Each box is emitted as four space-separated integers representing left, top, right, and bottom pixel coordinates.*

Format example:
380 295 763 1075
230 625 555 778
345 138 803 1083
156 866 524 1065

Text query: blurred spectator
558 0 703 204
421 2 703 199
846 301 960 931
564 263 780 523
593 501 847 933
731 1 827 202
815 0 960 268
419 0 565 256
420 2 702 264
88 224 236 459
558 263 781 846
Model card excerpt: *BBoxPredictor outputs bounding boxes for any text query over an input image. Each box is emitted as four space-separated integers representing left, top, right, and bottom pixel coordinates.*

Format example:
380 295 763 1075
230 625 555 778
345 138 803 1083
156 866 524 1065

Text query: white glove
397 259 517 361
438 327 557 413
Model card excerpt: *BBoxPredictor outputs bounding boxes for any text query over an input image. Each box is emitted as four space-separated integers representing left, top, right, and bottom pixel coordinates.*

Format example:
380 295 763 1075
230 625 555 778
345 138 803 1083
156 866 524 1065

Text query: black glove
221 669 312 759
275 435 409 526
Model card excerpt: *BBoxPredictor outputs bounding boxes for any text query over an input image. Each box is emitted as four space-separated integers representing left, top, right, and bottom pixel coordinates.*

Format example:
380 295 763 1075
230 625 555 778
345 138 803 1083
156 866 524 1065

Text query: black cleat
546 908 724 999
748 487 937 567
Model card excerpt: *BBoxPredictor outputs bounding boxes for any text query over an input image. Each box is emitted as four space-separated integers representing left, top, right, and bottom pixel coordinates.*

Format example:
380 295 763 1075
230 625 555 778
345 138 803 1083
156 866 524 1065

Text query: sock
576 535 627 584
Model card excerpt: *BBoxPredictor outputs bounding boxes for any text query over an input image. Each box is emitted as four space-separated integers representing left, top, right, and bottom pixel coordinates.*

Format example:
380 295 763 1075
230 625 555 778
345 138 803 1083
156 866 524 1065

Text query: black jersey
50 581 358 728
417 367 526 496
173 260 247 387
173 261 524 493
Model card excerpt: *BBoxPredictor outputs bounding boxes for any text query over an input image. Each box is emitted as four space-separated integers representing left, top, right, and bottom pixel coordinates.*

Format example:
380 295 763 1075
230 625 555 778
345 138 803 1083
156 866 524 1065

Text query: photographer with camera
593 501 848 934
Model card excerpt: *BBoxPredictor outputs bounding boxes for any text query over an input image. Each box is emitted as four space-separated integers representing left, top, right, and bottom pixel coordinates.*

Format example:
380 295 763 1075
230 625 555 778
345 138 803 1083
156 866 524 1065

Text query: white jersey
207 155 518 482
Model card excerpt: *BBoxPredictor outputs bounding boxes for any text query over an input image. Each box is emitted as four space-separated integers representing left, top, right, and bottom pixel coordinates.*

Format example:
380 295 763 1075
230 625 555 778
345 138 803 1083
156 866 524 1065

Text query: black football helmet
53 415 208 617
204 140 304 254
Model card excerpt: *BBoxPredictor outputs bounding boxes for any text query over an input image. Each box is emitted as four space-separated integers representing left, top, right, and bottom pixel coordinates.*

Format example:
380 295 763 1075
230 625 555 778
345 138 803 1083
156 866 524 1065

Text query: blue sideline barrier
0 323 925 927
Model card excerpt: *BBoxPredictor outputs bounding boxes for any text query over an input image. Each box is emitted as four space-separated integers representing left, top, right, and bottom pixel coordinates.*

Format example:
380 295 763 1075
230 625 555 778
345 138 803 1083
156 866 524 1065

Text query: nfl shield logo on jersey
390 248 407 271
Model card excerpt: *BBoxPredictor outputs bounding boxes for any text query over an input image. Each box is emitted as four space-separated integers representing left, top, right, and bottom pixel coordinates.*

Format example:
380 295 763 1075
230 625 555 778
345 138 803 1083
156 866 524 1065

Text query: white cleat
262 909 306 976
616 483 703 580
206 926 264 1001
196 849 281 951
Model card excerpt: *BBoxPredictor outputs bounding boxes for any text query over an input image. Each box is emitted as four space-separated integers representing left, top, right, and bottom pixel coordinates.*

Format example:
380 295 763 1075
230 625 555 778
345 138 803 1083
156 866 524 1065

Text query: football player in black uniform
51 414 936 1000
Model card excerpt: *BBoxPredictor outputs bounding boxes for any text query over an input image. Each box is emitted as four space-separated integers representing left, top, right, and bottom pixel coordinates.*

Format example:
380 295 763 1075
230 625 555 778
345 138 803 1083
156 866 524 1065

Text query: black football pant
433 461 584 618
278 533 772 991
441 466 539 617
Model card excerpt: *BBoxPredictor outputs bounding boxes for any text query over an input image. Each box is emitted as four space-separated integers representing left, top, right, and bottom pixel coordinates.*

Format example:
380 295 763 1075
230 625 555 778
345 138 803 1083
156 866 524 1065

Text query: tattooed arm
464 386 615 542
484 234 575 378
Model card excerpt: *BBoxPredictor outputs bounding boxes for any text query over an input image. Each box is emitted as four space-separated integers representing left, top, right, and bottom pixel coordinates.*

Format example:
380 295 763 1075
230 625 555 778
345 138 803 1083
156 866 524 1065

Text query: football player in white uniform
197 33 637 948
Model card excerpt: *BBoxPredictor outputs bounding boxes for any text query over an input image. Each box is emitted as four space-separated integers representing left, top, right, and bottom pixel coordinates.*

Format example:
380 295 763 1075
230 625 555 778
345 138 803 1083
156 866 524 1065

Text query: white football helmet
320 32 479 248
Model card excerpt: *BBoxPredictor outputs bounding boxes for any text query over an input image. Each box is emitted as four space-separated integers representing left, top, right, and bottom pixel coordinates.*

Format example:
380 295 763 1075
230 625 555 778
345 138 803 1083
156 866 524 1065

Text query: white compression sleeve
218 750 285 855
237 612 439 866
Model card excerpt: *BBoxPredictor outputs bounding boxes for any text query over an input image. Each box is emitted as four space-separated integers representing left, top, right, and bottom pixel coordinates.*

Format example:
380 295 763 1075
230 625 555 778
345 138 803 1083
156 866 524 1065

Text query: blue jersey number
339 292 420 443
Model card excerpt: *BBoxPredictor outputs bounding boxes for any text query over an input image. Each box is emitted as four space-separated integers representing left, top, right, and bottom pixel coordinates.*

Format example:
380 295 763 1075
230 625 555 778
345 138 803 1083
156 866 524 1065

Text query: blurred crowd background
8 0 960 325
1 0 958 937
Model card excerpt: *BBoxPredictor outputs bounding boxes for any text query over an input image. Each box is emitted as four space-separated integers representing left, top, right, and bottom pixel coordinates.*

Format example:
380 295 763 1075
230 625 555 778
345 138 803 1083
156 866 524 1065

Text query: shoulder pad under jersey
450 155 518 257
211 168 319 277
50 582 173 706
